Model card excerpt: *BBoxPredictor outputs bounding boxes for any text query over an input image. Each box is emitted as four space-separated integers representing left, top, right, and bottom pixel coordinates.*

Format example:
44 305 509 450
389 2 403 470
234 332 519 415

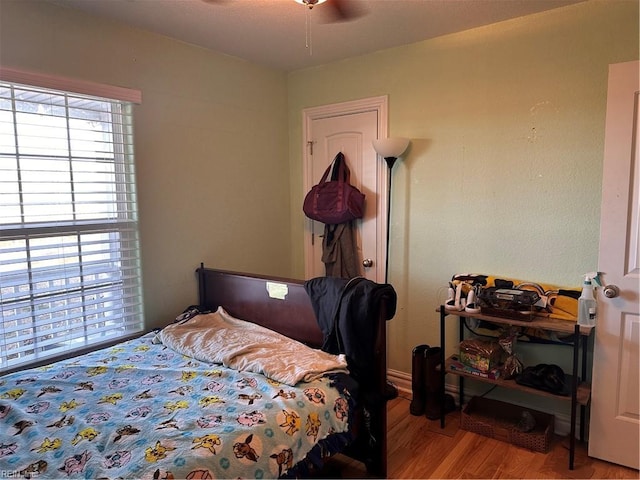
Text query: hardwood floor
327 395 639 479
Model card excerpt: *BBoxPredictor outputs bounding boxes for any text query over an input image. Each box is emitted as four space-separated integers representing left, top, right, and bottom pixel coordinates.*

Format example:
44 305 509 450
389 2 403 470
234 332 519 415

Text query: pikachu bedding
0 320 354 479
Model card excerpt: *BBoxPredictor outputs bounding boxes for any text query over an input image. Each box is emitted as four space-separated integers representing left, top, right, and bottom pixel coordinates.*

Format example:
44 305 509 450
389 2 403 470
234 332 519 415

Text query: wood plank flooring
326 395 639 479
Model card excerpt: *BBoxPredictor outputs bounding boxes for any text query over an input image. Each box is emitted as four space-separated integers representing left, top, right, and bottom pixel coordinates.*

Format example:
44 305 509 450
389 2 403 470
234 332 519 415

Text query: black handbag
303 152 365 225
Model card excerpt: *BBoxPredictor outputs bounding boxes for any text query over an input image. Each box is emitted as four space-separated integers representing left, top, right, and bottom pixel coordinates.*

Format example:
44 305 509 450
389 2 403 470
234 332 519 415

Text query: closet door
302 97 387 282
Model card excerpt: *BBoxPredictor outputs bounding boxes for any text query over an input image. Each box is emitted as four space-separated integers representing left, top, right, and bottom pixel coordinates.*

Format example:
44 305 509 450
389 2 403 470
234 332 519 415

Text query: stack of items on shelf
453 329 524 381
452 338 502 379
444 273 582 321
479 286 540 320
451 327 570 395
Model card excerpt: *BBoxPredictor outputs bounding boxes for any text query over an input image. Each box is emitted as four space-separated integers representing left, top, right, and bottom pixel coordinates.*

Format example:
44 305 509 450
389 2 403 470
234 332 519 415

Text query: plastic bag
499 328 523 379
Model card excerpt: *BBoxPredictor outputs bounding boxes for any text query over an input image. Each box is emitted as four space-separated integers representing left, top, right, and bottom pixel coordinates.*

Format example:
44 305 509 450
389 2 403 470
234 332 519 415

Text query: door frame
302 96 389 281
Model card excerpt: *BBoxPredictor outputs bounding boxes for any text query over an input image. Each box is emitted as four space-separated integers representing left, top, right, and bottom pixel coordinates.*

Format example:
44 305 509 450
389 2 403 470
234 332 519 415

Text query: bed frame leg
364 397 388 478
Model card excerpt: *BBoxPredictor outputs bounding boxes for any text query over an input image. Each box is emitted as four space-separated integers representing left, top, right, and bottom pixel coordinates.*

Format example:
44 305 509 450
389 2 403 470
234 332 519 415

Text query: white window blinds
0 78 144 372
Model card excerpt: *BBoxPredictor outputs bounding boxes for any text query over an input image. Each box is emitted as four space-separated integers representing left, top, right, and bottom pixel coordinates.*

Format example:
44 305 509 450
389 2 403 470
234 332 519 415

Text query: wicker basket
461 396 554 453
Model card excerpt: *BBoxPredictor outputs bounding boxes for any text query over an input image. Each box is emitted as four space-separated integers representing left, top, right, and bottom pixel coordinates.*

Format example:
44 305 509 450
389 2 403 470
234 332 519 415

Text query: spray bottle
578 272 601 326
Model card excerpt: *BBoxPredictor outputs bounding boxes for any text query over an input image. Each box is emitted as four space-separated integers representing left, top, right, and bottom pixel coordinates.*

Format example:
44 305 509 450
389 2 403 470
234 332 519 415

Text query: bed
0 265 396 479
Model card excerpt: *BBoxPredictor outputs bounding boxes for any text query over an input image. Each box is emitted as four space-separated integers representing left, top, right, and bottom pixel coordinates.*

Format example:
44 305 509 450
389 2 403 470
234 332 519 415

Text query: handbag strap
332 152 351 183
319 152 350 184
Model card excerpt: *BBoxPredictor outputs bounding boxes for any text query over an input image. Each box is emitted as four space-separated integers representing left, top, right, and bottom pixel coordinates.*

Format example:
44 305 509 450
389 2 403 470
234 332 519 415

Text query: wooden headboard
196 265 325 348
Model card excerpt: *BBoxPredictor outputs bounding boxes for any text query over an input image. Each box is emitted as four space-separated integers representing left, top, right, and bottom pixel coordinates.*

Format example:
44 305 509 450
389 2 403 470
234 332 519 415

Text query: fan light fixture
295 0 328 54
295 0 328 8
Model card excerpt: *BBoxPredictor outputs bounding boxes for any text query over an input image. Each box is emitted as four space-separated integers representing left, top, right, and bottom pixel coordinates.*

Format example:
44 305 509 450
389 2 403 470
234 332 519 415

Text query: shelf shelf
437 307 594 336
438 304 594 470
445 356 591 405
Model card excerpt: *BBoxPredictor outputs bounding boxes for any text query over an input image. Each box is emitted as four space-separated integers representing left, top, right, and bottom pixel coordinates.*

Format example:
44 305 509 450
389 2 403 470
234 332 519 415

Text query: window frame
0 67 144 373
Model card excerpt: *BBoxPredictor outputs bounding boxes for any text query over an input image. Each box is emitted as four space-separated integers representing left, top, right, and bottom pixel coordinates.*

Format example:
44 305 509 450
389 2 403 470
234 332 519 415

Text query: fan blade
322 0 366 22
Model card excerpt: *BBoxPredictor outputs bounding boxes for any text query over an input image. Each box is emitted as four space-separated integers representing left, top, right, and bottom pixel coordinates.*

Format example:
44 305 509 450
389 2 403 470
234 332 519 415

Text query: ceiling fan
294 0 364 22
201 0 364 23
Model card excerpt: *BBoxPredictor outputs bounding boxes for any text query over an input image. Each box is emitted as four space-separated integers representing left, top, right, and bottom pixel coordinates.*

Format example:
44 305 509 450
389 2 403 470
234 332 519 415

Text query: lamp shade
372 137 410 159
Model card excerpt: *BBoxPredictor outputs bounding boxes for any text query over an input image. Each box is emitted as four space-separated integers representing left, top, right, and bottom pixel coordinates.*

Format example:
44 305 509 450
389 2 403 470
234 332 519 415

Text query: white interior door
589 60 640 470
302 97 388 281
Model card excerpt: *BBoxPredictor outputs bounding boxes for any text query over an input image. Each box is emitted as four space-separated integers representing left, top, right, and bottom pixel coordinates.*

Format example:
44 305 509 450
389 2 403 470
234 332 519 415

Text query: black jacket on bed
304 276 397 388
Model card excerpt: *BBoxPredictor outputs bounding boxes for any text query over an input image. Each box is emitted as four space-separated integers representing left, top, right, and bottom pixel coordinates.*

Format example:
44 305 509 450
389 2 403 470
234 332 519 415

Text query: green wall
1 0 290 330
287 0 639 375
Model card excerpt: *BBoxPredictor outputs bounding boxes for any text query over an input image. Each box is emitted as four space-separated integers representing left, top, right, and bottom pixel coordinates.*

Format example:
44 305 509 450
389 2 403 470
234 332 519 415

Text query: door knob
603 284 620 298
362 258 373 268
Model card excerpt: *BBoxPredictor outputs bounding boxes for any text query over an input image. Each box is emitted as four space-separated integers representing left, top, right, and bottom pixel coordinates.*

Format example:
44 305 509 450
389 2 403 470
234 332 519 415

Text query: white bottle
578 275 597 326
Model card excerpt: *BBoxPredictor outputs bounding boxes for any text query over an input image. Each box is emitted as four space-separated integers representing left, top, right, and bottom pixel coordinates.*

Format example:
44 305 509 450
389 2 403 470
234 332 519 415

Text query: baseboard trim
387 368 577 437
388 368 411 397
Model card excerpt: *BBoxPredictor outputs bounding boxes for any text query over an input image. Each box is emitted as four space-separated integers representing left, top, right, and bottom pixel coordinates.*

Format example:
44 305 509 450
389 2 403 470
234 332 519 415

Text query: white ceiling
48 0 583 71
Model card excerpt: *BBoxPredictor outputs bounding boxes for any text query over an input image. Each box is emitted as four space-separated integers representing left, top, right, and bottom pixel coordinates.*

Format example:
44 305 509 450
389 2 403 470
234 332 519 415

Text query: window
0 73 144 372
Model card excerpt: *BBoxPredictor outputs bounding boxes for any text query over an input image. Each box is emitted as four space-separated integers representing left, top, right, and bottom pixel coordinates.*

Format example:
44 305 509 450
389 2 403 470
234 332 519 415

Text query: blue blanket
0 332 353 479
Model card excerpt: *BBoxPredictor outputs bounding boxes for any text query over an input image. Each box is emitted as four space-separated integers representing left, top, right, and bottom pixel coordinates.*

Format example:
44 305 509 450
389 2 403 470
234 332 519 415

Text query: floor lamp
372 137 410 284
372 137 410 400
